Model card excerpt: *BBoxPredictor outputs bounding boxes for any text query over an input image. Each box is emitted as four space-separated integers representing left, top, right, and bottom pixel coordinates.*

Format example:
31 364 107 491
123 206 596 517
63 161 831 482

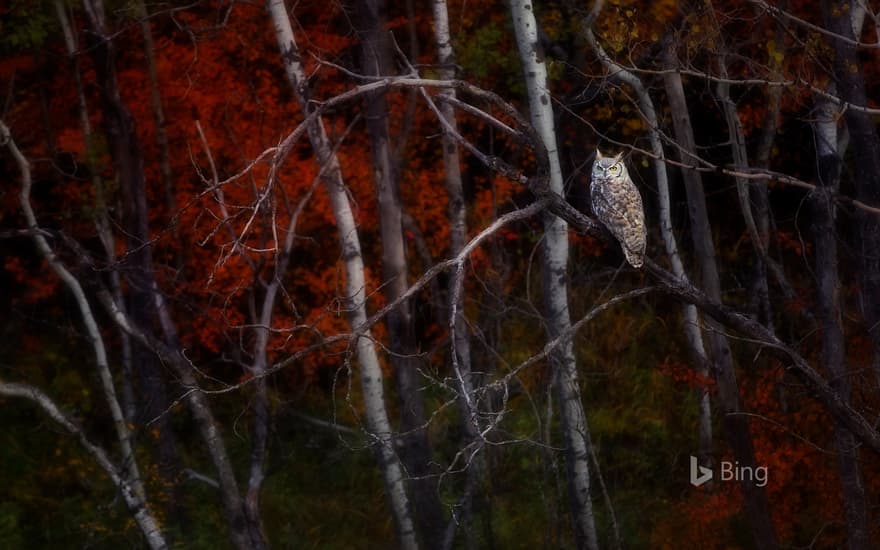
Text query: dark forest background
1 0 880 548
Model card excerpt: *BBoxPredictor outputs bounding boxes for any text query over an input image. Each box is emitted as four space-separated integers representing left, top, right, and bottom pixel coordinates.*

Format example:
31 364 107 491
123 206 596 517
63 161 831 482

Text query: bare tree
579 0 714 477
8 2 880 548
810 96 870 550
661 40 777 549
822 0 880 386
1 119 167 550
429 0 486 547
510 1 599 548
267 2 419 548
134 0 175 220
83 0 185 522
81 2 268 547
52 0 138 426
353 1 444 545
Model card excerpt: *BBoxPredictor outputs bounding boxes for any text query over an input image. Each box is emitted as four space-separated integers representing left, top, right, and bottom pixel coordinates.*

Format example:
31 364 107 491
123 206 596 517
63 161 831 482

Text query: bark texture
510 1 599 548
822 0 880 387
268 2 419 548
663 45 777 550
354 2 444 545
582 9 713 473
811 96 870 550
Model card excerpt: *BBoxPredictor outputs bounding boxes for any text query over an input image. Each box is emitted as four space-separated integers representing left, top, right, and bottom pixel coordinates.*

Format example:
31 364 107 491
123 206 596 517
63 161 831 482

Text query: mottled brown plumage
590 150 646 267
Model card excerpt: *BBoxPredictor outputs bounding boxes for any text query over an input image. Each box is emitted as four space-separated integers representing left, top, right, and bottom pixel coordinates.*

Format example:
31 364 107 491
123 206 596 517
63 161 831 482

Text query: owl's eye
609 164 620 174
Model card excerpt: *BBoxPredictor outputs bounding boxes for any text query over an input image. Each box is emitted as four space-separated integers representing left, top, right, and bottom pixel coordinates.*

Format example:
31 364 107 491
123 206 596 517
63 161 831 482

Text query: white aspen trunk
431 0 474 421
581 18 713 470
1 120 163 550
431 1 483 548
0 382 167 550
509 2 599 548
267 3 418 548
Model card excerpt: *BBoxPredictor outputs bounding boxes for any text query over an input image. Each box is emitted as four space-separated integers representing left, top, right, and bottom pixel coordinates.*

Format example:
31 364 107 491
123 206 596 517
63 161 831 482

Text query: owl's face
591 150 626 181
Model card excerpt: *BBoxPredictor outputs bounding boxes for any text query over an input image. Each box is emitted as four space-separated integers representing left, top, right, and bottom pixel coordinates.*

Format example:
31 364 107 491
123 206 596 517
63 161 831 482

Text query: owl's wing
594 179 644 229
620 182 645 228
592 177 646 267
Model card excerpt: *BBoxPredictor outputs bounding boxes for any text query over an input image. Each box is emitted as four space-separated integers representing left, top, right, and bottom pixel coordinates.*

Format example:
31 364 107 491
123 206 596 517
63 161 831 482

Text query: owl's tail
623 247 644 268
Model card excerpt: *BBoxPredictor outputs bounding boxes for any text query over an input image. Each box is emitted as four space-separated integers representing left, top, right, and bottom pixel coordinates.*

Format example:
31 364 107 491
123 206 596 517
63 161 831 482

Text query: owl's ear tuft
596 149 604 159
613 152 623 162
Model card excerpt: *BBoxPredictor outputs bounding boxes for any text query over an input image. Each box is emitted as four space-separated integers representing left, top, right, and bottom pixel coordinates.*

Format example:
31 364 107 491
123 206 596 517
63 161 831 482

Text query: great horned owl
590 150 646 268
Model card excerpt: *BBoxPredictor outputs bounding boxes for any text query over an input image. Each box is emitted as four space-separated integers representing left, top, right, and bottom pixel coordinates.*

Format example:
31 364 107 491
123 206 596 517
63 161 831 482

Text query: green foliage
575 301 697 547
457 22 505 81
0 408 131 548
0 1 55 52
0 502 25 549
455 17 524 95
262 412 390 549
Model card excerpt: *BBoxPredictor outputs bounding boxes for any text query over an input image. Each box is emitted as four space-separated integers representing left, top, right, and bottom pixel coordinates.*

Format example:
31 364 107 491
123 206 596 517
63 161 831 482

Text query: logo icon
689 455 712 487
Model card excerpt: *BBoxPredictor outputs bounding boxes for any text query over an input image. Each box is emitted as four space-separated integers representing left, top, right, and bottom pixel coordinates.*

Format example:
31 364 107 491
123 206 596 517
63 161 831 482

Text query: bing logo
689 456 768 488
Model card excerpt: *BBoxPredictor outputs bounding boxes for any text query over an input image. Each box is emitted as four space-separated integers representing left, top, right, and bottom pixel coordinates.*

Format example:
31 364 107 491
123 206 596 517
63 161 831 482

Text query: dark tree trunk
818 6 877 542
354 1 444 546
813 0 880 536
83 3 265 548
822 0 880 389
662 47 777 550
83 1 183 526
812 145 870 550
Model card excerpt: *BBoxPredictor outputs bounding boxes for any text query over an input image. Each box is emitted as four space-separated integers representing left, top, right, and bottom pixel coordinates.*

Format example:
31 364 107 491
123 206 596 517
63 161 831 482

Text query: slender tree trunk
823 0 880 388
243 171 315 547
82 0 182 488
175 359 263 550
83 0 184 529
0 382 167 550
134 0 176 219
716 67 767 316
581 10 714 474
268 3 419 548
150 234 270 549
53 0 138 425
662 44 777 550
749 13 786 328
246 346 270 546
82 3 264 548
354 2 444 546
510 2 599 548
810 96 870 550
430 1 485 547
431 0 472 426
704 0 772 330
2 120 165 549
